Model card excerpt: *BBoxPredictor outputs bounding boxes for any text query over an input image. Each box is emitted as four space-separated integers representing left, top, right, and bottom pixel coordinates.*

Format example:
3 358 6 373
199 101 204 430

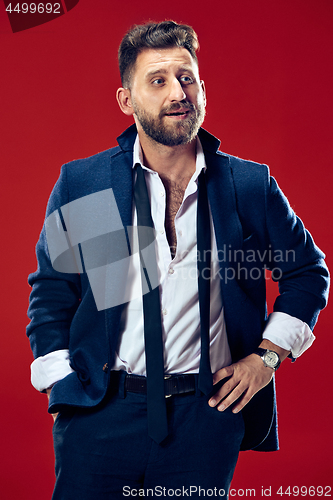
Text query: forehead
133 47 199 80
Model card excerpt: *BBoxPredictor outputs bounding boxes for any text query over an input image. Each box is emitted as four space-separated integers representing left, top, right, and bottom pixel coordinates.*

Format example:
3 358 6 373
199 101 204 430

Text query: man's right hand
46 388 59 422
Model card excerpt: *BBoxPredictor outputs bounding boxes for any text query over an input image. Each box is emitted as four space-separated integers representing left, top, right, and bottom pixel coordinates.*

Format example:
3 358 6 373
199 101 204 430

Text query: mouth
164 109 191 118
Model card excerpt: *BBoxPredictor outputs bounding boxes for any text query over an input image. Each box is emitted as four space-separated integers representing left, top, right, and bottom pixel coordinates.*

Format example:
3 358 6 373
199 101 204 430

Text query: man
27 21 329 499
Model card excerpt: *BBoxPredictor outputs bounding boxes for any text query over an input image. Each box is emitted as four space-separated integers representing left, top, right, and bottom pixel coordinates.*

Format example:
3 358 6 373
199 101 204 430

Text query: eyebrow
145 66 194 79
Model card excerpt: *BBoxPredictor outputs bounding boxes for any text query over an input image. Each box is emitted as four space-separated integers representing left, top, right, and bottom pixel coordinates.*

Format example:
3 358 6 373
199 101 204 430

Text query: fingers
215 382 251 414
209 377 246 413
212 365 234 385
46 389 58 421
209 368 237 409
208 355 274 413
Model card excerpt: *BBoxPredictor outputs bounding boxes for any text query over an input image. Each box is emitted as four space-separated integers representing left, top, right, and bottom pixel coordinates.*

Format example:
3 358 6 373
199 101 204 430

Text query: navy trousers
52 372 244 499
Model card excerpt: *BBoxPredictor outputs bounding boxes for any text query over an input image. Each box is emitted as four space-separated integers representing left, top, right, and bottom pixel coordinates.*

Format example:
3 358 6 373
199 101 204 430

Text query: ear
116 87 134 116
200 80 207 107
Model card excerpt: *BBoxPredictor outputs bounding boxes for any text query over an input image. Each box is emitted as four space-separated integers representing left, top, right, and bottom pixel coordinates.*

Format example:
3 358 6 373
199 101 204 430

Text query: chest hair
161 175 192 258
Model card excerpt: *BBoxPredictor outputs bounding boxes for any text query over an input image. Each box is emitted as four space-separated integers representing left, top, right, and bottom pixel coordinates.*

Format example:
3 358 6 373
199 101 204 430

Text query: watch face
263 351 279 368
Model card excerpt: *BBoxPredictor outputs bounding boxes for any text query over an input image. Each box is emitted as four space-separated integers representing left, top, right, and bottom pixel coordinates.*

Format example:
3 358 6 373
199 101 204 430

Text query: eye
180 75 194 84
151 78 164 85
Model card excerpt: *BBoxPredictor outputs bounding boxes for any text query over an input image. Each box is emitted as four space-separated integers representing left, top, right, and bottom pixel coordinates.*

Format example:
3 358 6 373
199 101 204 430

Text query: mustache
159 102 196 117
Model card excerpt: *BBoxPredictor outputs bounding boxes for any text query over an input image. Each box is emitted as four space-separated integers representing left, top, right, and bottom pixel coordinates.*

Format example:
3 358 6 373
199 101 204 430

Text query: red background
0 0 332 498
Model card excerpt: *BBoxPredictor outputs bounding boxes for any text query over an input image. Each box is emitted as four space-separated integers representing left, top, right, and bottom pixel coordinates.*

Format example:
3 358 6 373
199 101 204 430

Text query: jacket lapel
104 125 136 356
109 124 137 227
199 128 243 259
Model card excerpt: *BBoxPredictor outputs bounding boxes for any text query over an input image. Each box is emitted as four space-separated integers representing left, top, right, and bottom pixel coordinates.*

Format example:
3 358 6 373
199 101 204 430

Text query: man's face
128 47 206 146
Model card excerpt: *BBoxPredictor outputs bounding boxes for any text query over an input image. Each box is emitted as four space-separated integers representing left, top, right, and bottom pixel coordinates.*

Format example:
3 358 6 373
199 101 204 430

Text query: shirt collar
132 134 207 180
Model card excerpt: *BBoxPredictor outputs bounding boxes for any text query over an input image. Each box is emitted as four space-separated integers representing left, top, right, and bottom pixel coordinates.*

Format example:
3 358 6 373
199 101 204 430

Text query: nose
169 77 186 102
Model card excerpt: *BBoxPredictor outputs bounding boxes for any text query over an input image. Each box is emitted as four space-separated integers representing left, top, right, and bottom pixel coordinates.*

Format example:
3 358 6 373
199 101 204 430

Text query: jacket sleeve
26 164 82 359
265 175 329 330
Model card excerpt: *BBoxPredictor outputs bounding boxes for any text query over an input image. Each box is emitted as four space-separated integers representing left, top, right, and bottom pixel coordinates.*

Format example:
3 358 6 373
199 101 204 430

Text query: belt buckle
164 374 172 398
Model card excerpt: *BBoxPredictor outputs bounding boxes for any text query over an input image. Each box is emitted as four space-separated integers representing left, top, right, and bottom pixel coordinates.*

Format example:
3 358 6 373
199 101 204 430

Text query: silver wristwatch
254 348 281 370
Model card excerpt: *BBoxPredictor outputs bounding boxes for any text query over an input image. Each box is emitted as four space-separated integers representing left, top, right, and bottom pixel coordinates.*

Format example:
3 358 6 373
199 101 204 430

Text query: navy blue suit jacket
27 124 329 451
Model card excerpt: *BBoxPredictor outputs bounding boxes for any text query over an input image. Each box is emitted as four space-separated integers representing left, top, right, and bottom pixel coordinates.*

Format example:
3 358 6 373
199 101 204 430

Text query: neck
137 129 197 182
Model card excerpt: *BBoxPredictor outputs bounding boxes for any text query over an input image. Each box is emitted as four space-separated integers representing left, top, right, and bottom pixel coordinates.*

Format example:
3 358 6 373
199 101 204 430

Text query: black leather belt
125 374 196 398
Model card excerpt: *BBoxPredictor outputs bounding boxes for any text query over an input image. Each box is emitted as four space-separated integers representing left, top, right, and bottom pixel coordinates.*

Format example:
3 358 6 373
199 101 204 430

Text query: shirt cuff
262 311 315 358
30 349 74 392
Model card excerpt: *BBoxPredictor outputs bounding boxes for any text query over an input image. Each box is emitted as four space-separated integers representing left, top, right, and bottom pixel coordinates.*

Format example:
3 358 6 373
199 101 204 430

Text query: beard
131 99 206 147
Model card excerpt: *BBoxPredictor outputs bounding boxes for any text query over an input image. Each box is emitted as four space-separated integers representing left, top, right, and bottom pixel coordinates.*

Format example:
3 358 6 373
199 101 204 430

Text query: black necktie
134 164 168 444
134 164 213 444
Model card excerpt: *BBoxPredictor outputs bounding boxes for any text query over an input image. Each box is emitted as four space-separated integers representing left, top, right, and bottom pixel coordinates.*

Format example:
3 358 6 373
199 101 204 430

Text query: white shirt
30 136 315 391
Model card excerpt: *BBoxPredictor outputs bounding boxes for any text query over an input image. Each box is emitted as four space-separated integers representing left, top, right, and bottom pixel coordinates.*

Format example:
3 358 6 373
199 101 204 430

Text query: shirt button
162 308 168 316
168 268 175 275
179 230 183 237
159 191 165 197
160 229 165 235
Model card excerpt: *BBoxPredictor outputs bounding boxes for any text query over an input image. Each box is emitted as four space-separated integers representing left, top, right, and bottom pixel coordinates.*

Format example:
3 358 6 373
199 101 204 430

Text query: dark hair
118 20 199 88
